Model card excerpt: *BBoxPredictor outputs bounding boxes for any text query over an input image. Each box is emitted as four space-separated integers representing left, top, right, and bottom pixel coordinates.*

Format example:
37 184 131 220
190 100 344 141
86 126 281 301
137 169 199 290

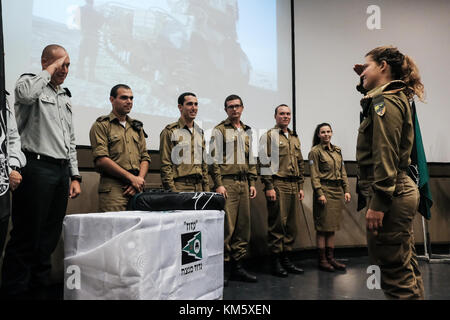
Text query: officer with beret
159 92 210 192
259 104 306 277
89 84 151 212
210 94 257 284
354 45 425 299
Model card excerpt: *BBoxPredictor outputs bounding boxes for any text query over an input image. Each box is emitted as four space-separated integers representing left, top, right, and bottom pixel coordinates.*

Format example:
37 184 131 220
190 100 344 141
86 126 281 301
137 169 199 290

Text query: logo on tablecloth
181 231 202 265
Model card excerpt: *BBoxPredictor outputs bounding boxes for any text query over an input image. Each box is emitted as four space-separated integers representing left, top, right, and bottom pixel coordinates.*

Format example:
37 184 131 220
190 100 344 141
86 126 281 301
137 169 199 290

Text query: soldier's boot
270 254 288 278
280 252 304 274
318 248 335 272
231 260 258 283
326 247 346 271
224 261 231 287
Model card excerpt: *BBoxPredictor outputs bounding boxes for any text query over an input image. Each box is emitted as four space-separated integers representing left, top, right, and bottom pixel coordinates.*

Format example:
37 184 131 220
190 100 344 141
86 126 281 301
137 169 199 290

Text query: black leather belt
320 179 342 187
25 152 69 166
127 169 139 176
273 175 299 182
174 175 203 183
222 174 248 181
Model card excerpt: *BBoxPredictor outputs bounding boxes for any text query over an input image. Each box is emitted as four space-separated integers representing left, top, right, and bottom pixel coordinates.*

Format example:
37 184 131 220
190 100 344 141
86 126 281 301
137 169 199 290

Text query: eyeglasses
226 104 242 110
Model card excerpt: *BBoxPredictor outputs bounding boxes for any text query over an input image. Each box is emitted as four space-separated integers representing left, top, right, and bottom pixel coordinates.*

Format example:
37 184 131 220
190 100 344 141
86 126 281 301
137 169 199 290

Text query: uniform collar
320 143 335 151
274 125 294 136
178 117 201 134
224 118 246 130
108 111 132 124
365 80 406 99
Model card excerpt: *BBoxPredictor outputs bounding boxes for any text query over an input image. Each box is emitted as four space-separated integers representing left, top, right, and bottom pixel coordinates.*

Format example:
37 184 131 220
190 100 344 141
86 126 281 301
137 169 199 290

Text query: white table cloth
63 210 224 300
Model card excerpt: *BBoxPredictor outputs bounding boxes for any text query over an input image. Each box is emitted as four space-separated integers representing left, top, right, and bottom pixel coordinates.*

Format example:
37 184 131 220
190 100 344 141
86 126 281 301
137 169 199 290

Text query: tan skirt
313 184 344 232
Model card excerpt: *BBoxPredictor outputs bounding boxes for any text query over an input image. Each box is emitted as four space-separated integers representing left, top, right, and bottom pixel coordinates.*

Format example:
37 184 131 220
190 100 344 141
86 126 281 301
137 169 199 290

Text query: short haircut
178 92 197 105
224 94 243 108
110 84 131 98
274 104 289 116
41 44 66 61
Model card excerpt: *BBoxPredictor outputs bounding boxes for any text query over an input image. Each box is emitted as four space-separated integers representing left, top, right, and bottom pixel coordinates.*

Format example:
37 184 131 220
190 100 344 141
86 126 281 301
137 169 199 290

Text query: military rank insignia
374 101 386 117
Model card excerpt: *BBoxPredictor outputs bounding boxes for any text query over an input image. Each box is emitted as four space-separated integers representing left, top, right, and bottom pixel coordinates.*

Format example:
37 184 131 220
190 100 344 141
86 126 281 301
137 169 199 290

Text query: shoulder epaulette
64 88 72 97
20 73 36 77
165 122 178 130
5 90 10 95
96 115 110 122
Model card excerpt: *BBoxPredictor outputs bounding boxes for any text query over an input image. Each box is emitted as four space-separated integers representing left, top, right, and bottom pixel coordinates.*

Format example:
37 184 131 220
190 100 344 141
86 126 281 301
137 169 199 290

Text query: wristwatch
71 175 82 183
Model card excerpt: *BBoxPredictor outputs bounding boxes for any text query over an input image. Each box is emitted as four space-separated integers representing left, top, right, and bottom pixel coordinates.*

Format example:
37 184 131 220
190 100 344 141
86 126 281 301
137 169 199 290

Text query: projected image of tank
98 0 251 118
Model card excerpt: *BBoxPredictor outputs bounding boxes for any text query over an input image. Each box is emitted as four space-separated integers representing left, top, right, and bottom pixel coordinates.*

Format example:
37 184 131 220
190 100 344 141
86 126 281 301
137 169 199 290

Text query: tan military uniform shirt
89 112 151 173
308 143 350 197
356 80 414 213
210 118 257 188
159 117 209 191
259 126 305 191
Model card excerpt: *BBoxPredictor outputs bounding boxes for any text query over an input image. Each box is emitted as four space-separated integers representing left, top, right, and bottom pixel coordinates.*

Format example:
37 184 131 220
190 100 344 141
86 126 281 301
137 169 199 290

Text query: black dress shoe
271 255 288 278
231 261 258 283
281 254 304 274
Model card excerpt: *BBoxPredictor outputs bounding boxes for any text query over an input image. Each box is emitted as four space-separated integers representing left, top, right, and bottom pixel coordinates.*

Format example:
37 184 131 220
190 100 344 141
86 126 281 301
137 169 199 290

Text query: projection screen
295 0 450 162
3 0 293 150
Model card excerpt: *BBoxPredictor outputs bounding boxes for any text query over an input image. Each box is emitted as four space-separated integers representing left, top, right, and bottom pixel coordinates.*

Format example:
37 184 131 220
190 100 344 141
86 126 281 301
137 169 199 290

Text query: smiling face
110 87 133 117
318 125 333 145
178 94 198 122
275 105 291 129
360 55 387 92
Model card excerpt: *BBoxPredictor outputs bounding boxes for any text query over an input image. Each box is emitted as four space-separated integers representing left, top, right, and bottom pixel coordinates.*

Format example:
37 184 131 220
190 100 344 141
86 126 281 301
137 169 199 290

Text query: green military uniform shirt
210 118 257 188
356 80 414 213
259 126 305 191
159 117 209 191
308 143 350 197
89 111 151 174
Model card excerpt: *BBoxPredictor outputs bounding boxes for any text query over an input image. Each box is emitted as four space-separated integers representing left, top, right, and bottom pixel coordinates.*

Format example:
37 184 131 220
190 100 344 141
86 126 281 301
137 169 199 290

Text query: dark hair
178 92 196 105
41 44 66 61
110 84 131 98
274 104 289 116
312 123 332 147
366 46 425 102
224 94 243 108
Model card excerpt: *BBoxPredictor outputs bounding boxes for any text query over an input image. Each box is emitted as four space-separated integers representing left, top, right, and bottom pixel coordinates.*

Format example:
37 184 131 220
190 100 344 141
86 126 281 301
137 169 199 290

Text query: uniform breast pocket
279 142 288 156
319 156 331 172
108 135 123 156
39 96 57 119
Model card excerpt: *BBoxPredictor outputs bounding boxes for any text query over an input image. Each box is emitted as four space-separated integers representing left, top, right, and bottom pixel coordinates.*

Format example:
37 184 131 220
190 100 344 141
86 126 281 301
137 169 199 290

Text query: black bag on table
128 190 225 211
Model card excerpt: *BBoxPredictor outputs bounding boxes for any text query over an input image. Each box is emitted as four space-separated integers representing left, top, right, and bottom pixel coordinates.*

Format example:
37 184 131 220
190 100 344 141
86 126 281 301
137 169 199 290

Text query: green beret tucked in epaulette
64 88 72 97
334 146 342 153
166 122 178 130
96 115 110 122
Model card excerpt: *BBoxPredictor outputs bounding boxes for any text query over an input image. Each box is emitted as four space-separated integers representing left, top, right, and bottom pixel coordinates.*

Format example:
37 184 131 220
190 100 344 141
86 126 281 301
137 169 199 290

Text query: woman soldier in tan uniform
308 123 351 272
354 46 425 299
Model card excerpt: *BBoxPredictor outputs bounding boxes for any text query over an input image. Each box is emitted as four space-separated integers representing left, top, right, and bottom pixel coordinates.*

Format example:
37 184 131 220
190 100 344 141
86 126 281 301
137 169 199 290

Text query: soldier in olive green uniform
210 94 257 283
259 104 305 277
308 123 351 272
90 84 151 212
159 92 209 192
354 46 425 299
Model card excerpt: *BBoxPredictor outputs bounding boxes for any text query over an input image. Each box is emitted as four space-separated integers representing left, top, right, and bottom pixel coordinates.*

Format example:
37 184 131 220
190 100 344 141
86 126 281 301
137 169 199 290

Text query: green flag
408 101 433 220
